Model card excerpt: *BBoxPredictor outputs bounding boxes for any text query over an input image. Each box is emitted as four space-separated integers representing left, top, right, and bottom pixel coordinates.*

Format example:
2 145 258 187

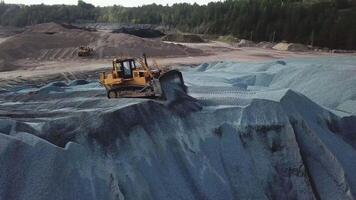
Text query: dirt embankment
0 23 203 72
0 26 24 38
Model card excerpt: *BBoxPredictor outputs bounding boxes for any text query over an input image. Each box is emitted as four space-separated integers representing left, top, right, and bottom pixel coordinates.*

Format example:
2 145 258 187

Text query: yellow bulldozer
99 54 185 99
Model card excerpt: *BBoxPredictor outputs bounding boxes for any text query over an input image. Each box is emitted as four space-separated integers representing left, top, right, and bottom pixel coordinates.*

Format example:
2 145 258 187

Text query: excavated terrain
0 57 356 200
0 23 203 71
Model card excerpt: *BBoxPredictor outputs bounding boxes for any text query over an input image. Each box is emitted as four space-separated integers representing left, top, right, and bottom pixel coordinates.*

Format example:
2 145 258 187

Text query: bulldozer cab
112 59 137 79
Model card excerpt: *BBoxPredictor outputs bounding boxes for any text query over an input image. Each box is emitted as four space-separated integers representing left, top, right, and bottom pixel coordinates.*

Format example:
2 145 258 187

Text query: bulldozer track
36 47 79 61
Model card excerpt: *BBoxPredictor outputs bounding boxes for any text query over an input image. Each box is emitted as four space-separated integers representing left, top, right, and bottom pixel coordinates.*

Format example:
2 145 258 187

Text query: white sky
3 0 216 7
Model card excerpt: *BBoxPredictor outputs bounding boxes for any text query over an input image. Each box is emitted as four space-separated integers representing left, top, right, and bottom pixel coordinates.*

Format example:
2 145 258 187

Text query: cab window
122 62 131 76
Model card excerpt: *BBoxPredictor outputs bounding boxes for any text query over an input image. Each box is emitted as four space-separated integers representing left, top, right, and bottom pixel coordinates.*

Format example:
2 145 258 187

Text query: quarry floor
0 40 346 83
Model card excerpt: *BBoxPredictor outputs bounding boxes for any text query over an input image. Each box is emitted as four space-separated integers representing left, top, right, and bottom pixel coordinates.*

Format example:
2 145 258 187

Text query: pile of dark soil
112 27 164 38
162 33 205 43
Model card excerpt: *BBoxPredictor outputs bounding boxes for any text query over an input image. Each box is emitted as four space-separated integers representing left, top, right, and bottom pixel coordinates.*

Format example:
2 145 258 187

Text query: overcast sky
3 0 216 7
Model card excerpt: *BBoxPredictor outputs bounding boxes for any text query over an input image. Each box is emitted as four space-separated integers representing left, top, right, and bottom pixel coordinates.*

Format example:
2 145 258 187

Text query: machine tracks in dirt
188 86 257 106
37 47 79 61
189 86 257 96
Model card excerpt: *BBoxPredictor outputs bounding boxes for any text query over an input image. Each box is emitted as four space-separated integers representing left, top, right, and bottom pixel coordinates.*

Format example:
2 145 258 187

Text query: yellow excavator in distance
99 54 185 99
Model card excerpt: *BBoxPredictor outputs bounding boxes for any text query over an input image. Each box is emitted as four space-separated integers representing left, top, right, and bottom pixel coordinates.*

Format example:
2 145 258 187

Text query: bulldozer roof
113 58 135 63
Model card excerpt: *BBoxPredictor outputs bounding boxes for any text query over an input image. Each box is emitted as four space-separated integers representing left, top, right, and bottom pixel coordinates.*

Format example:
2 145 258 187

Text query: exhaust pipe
143 53 148 67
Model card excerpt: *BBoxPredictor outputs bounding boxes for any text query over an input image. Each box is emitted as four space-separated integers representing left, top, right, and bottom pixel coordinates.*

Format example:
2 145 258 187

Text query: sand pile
24 22 72 34
0 25 93 60
256 41 275 49
273 42 310 52
0 23 202 71
217 35 240 44
235 39 255 47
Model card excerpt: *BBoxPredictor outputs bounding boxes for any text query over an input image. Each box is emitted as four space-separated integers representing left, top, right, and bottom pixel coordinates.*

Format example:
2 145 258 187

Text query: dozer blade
159 70 187 100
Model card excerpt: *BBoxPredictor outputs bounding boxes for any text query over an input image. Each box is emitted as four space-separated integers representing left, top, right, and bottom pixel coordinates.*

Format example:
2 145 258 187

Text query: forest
0 0 355 49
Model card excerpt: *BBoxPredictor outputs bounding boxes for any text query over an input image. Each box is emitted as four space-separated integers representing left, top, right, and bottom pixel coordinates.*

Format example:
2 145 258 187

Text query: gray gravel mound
1 57 356 200
68 79 89 86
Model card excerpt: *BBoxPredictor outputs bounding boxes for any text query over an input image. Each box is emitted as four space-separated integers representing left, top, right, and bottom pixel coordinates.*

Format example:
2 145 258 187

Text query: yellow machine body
99 55 160 98
99 55 185 99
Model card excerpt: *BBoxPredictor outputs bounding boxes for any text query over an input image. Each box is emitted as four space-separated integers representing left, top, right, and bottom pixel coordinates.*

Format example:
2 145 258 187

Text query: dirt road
0 37 9 44
0 41 341 82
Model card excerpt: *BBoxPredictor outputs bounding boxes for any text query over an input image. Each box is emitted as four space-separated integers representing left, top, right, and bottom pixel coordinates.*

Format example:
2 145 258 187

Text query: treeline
0 1 97 26
1 0 356 49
